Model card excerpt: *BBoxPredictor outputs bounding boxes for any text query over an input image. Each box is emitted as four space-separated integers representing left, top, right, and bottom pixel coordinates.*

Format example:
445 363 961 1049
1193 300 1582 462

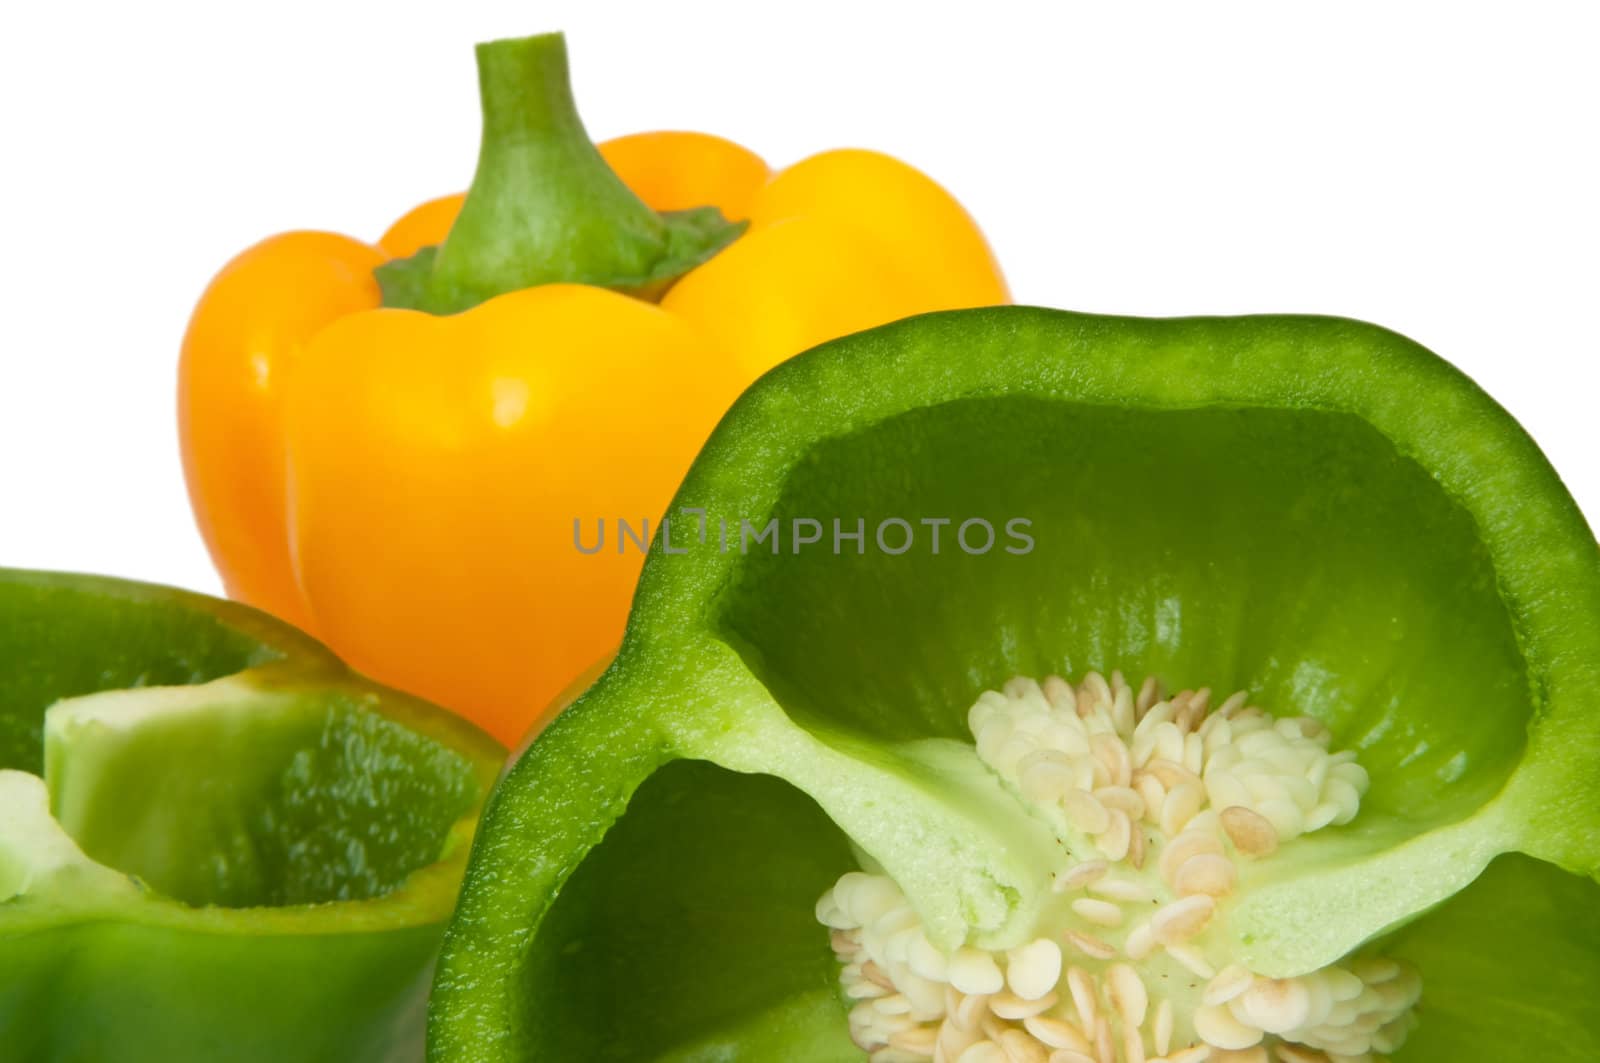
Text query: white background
1 1 1596 594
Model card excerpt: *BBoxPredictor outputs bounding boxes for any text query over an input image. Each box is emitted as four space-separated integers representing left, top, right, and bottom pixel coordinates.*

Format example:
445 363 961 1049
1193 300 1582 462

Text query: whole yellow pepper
179 32 1007 744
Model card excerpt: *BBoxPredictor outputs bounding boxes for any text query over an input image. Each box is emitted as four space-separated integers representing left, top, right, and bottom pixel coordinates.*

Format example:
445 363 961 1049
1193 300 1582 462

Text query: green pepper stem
377 32 744 314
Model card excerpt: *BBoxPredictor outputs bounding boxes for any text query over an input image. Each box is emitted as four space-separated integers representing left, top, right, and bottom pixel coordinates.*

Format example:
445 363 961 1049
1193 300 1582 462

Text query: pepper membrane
429 308 1600 1062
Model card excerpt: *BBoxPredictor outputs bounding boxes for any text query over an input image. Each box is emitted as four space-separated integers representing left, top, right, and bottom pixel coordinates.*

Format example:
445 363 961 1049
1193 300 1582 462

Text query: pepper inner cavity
815 672 1421 1063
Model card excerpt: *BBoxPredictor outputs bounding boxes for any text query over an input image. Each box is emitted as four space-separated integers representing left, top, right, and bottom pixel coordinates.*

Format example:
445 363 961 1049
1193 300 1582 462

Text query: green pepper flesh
430 308 1600 1061
0 569 504 1063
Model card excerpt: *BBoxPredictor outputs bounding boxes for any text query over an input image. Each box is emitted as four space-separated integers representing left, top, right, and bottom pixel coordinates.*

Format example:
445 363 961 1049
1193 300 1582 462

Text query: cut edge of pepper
631 307 1600 874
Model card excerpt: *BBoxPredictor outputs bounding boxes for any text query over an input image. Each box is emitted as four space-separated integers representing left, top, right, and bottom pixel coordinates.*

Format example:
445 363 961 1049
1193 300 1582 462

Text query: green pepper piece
430 307 1600 1062
0 569 504 1062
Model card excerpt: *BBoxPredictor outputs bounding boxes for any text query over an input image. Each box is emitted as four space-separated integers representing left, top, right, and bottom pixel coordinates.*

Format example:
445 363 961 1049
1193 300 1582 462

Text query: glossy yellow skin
180 132 1008 744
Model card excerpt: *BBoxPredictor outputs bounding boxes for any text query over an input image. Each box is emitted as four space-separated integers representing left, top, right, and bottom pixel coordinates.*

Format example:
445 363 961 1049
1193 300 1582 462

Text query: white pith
0 769 135 901
816 673 1422 1063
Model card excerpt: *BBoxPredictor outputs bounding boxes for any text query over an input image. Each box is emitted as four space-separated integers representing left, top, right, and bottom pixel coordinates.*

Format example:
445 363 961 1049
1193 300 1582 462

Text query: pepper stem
376 33 744 314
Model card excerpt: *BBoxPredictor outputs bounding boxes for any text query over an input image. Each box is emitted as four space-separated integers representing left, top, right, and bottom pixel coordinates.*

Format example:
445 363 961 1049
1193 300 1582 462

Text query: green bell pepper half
0 569 504 1062
429 307 1600 1062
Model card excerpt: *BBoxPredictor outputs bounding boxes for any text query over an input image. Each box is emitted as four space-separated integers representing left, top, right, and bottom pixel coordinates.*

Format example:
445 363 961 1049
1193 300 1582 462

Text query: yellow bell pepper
179 32 1007 744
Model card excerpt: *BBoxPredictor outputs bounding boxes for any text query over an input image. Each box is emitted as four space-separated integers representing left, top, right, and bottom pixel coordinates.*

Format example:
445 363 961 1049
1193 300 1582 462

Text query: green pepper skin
0 569 504 1063
429 308 1600 1061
